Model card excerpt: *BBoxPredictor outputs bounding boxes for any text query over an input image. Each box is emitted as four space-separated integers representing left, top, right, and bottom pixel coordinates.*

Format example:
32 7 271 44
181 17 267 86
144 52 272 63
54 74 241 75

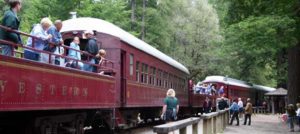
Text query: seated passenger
96 49 106 74
67 37 83 69
24 17 53 62
96 49 106 64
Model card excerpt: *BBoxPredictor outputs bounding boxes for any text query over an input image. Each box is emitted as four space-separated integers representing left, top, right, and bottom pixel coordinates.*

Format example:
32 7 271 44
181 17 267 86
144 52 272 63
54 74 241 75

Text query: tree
169 0 222 80
212 0 300 103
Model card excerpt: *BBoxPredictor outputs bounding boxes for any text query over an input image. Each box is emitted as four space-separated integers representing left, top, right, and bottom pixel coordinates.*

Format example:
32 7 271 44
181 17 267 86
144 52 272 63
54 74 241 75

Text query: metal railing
153 109 230 134
0 25 116 75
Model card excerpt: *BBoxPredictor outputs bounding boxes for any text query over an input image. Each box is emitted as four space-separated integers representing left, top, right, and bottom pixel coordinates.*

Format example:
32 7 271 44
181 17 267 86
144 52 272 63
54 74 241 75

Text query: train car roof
201 76 276 92
201 76 252 88
60 17 190 74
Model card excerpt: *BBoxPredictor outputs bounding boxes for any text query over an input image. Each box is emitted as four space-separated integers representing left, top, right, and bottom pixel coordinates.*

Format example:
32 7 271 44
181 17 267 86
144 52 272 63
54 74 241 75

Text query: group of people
285 103 300 132
194 83 225 96
229 97 253 126
0 0 106 73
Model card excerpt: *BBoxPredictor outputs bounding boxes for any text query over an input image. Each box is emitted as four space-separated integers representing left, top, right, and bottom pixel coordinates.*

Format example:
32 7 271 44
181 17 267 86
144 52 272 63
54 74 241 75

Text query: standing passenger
24 18 52 62
296 103 300 132
47 20 63 64
244 98 253 125
161 89 179 124
218 97 228 111
238 98 244 119
67 37 83 69
229 99 239 126
83 30 99 72
0 0 22 56
287 104 296 132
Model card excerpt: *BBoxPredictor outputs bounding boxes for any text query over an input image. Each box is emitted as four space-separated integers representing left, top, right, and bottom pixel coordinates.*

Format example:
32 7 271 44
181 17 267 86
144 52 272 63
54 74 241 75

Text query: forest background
1 0 299 103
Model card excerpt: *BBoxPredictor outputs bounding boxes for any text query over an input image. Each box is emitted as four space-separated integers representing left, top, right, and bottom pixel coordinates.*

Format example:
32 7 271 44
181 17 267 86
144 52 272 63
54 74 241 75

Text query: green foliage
213 0 299 87
77 0 131 30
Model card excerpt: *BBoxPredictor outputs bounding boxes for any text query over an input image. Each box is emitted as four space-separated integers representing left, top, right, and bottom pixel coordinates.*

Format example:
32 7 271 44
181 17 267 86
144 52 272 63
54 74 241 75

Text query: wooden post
271 96 275 114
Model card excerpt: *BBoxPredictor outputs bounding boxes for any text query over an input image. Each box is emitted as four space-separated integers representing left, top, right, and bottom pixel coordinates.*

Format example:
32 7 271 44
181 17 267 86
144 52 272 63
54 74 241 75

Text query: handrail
153 109 230 134
0 25 116 75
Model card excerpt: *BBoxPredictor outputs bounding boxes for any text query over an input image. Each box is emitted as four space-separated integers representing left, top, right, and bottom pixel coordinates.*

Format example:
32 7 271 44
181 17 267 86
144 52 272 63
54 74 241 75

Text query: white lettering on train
36 83 42 95
0 80 7 92
18 82 25 94
62 86 67 96
50 85 56 95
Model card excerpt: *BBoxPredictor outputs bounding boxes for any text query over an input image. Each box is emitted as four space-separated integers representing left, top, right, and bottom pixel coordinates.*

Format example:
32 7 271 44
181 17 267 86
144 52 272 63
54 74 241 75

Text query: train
0 17 275 134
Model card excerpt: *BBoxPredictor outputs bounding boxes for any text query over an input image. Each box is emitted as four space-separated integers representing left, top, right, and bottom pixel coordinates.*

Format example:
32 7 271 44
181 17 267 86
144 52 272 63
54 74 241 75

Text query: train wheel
75 115 85 134
39 119 52 134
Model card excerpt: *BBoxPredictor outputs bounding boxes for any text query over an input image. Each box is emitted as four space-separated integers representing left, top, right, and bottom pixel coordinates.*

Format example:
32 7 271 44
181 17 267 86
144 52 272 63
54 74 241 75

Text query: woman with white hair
161 89 179 123
24 17 53 62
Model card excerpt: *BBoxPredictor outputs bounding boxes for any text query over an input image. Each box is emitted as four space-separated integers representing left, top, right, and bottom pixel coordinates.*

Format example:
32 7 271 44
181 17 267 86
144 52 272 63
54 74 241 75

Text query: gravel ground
223 114 300 134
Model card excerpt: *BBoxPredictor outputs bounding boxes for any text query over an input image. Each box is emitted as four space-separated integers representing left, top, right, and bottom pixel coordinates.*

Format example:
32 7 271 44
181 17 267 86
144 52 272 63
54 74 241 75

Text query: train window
136 61 140 82
144 64 148 84
149 67 153 85
164 72 168 88
153 68 156 86
156 69 160 86
129 54 134 76
141 63 148 84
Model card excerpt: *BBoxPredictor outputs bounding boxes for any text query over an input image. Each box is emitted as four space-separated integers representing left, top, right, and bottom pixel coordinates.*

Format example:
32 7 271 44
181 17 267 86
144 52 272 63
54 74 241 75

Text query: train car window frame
144 64 148 84
153 67 156 86
149 67 153 85
129 54 134 76
136 61 140 82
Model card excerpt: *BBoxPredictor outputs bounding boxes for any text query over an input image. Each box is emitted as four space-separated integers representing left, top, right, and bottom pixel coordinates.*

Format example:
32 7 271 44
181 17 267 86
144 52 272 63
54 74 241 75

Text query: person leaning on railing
47 20 63 65
24 18 53 62
67 37 83 70
0 0 22 56
83 30 99 72
95 49 106 74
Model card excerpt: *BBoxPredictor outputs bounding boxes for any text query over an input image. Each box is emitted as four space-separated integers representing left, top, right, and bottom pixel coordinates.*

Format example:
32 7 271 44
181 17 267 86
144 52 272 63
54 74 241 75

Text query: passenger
218 97 228 110
67 37 83 70
205 84 212 95
96 49 106 65
24 17 52 62
83 30 99 72
0 0 22 56
218 86 224 96
244 98 253 125
211 85 216 95
47 20 63 65
95 49 106 74
161 89 179 125
238 98 244 119
229 99 239 126
296 103 300 131
286 104 296 132
203 97 211 113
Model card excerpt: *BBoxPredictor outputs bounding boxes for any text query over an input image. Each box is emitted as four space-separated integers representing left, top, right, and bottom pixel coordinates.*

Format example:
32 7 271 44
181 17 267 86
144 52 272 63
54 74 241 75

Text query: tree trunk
130 0 136 31
141 0 146 40
287 44 300 104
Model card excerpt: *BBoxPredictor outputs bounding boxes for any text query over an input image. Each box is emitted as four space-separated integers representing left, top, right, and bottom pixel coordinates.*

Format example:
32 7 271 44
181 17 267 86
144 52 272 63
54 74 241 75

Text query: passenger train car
199 76 275 106
0 17 189 134
0 17 274 134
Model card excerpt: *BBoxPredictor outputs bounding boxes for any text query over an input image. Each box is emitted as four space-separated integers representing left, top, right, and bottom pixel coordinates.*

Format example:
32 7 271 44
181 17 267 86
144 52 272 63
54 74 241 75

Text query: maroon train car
0 17 190 134
199 76 275 106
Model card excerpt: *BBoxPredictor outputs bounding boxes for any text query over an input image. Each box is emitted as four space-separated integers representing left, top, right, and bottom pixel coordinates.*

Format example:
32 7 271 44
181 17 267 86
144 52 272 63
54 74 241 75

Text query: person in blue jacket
229 98 240 126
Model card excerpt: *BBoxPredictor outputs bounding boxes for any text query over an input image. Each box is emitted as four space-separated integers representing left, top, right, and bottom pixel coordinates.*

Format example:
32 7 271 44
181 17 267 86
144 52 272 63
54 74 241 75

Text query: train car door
120 50 127 106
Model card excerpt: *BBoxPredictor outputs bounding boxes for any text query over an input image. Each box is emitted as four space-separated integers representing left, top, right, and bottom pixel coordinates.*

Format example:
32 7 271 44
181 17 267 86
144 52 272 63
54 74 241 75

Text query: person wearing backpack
161 89 179 123
229 98 240 126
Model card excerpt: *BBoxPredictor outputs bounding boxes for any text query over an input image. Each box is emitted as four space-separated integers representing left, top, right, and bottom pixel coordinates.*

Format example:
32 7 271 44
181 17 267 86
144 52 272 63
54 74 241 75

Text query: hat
82 30 94 39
